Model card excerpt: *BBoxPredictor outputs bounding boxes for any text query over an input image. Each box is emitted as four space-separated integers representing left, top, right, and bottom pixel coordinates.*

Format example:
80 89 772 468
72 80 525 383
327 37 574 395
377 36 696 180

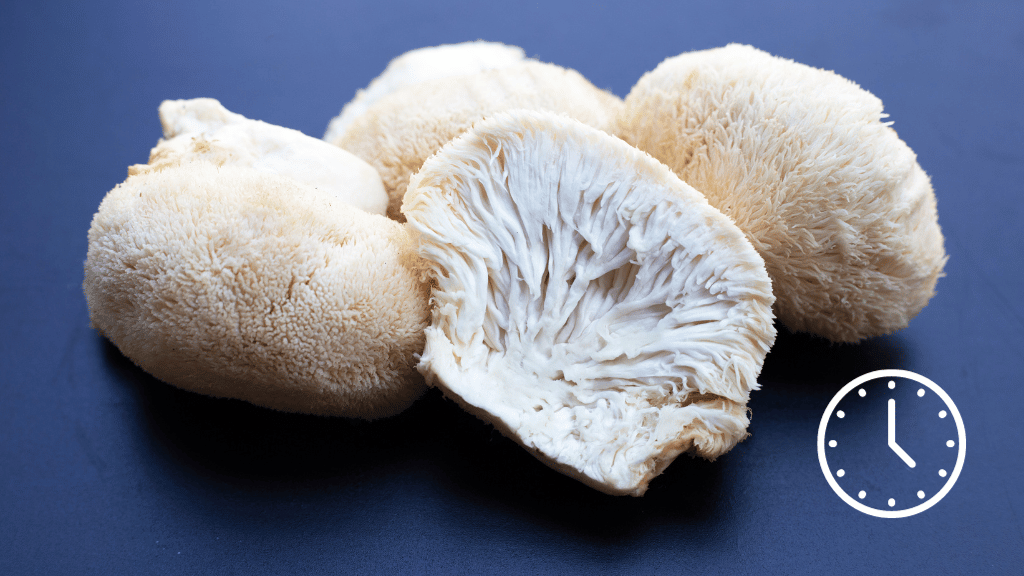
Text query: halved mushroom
137 98 388 215
323 41 527 143
85 162 430 418
617 44 947 342
335 60 624 220
403 110 776 495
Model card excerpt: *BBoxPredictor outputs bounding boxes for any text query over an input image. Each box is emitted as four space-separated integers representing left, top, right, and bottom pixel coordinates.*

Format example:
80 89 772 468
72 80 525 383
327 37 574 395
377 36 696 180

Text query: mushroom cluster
85 41 945 495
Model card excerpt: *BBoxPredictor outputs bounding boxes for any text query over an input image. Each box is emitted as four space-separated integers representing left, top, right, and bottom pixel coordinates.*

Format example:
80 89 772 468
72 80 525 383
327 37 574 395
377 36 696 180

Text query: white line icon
888 399 917 468
818 370 966 518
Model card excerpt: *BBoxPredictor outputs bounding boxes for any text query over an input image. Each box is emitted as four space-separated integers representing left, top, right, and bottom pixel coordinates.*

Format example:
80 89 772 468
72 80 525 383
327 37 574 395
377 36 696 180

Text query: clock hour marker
939 469 947 477
858 491 866 499
837 469 845 477
837 410 845 419
858 388 866 397
888 498 896 507
918 491 926 499
939 410 947 418
828 440 837 448
888 380 895 389
947 440 955 448
918 389 925 397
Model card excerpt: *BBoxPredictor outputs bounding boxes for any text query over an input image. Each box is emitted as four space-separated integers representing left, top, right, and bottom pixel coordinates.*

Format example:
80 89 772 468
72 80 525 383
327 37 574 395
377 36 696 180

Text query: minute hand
888 398 917 468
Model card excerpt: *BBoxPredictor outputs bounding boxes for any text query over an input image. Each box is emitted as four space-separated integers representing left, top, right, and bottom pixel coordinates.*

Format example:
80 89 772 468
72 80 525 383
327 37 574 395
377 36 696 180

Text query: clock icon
817 369 966 518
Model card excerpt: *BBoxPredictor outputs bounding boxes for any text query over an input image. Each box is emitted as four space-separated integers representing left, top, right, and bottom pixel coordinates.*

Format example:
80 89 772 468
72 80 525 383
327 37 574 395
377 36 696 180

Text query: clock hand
888 398 917 468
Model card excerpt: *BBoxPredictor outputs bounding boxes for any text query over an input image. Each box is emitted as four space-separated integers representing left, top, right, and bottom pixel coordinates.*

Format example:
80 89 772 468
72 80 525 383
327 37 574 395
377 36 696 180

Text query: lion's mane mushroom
323 41 527 143
617 44 947 342
332 59 624 221
137 98 388 215
84 162 430 418
403 110 776 496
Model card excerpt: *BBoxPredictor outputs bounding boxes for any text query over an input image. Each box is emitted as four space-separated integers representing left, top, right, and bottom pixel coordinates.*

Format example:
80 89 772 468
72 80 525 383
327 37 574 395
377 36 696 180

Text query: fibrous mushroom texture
617 44 946 342
403 110 776 496
323 41 526 143
138 98 388 215
84 162 430 418
335 60 624 220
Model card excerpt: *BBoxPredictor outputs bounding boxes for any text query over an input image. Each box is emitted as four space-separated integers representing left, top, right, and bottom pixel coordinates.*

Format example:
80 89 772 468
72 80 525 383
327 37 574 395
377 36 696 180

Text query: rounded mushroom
323 40 527 143
403 110 776 496
617 44 947 342
85 162 431 418
137 98 388 215
336 60 624 221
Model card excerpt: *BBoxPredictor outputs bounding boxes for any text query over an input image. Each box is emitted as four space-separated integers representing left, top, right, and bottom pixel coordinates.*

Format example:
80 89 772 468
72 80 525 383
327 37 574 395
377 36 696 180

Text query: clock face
817 370 966 518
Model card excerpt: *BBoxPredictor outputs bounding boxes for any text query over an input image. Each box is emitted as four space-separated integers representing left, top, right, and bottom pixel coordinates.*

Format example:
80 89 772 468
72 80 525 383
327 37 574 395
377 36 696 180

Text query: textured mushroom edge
402 110 776 495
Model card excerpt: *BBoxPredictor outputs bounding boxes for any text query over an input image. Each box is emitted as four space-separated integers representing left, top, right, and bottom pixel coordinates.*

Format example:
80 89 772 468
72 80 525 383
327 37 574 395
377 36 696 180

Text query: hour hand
888 398 917 468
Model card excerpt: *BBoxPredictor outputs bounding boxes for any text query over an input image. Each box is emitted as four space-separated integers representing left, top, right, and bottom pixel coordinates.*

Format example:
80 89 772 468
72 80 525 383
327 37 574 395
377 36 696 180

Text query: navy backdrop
2 1 1022 574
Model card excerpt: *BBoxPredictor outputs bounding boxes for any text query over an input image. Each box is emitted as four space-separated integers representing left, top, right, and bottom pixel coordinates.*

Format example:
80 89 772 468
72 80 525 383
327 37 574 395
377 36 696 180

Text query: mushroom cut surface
404 110 776 496
618 44 946 342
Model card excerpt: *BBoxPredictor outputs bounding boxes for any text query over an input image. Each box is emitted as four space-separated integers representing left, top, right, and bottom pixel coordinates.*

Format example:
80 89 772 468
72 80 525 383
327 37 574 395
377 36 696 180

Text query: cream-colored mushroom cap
84 162 430 418
617 44 946 342
336 60 624 220
136 98 388 215
404 110 776 496
323 41 527 143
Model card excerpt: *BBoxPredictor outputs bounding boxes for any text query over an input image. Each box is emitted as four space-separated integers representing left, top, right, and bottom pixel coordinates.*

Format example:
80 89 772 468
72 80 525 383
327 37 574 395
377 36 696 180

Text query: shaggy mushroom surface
335 60 624 220
617 44 946 342
85 162 430 418
404 110 776 495
323 41 526 143
140 98 388 215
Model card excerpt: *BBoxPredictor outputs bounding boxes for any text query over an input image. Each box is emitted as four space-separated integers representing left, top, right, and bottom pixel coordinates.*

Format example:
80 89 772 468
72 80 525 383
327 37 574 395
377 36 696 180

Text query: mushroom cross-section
403 110 776 496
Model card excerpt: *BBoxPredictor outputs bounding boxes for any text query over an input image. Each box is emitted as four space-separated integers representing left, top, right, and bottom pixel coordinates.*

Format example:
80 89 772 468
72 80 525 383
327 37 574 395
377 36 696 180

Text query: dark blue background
2 1 1022 574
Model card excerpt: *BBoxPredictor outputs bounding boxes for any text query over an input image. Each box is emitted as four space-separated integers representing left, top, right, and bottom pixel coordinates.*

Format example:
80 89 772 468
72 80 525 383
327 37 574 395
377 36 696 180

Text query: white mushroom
85 162 430 418
323 41 527 143
617 44 947 342
334 60 624 221
136 98 388 215
403 110 776 496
